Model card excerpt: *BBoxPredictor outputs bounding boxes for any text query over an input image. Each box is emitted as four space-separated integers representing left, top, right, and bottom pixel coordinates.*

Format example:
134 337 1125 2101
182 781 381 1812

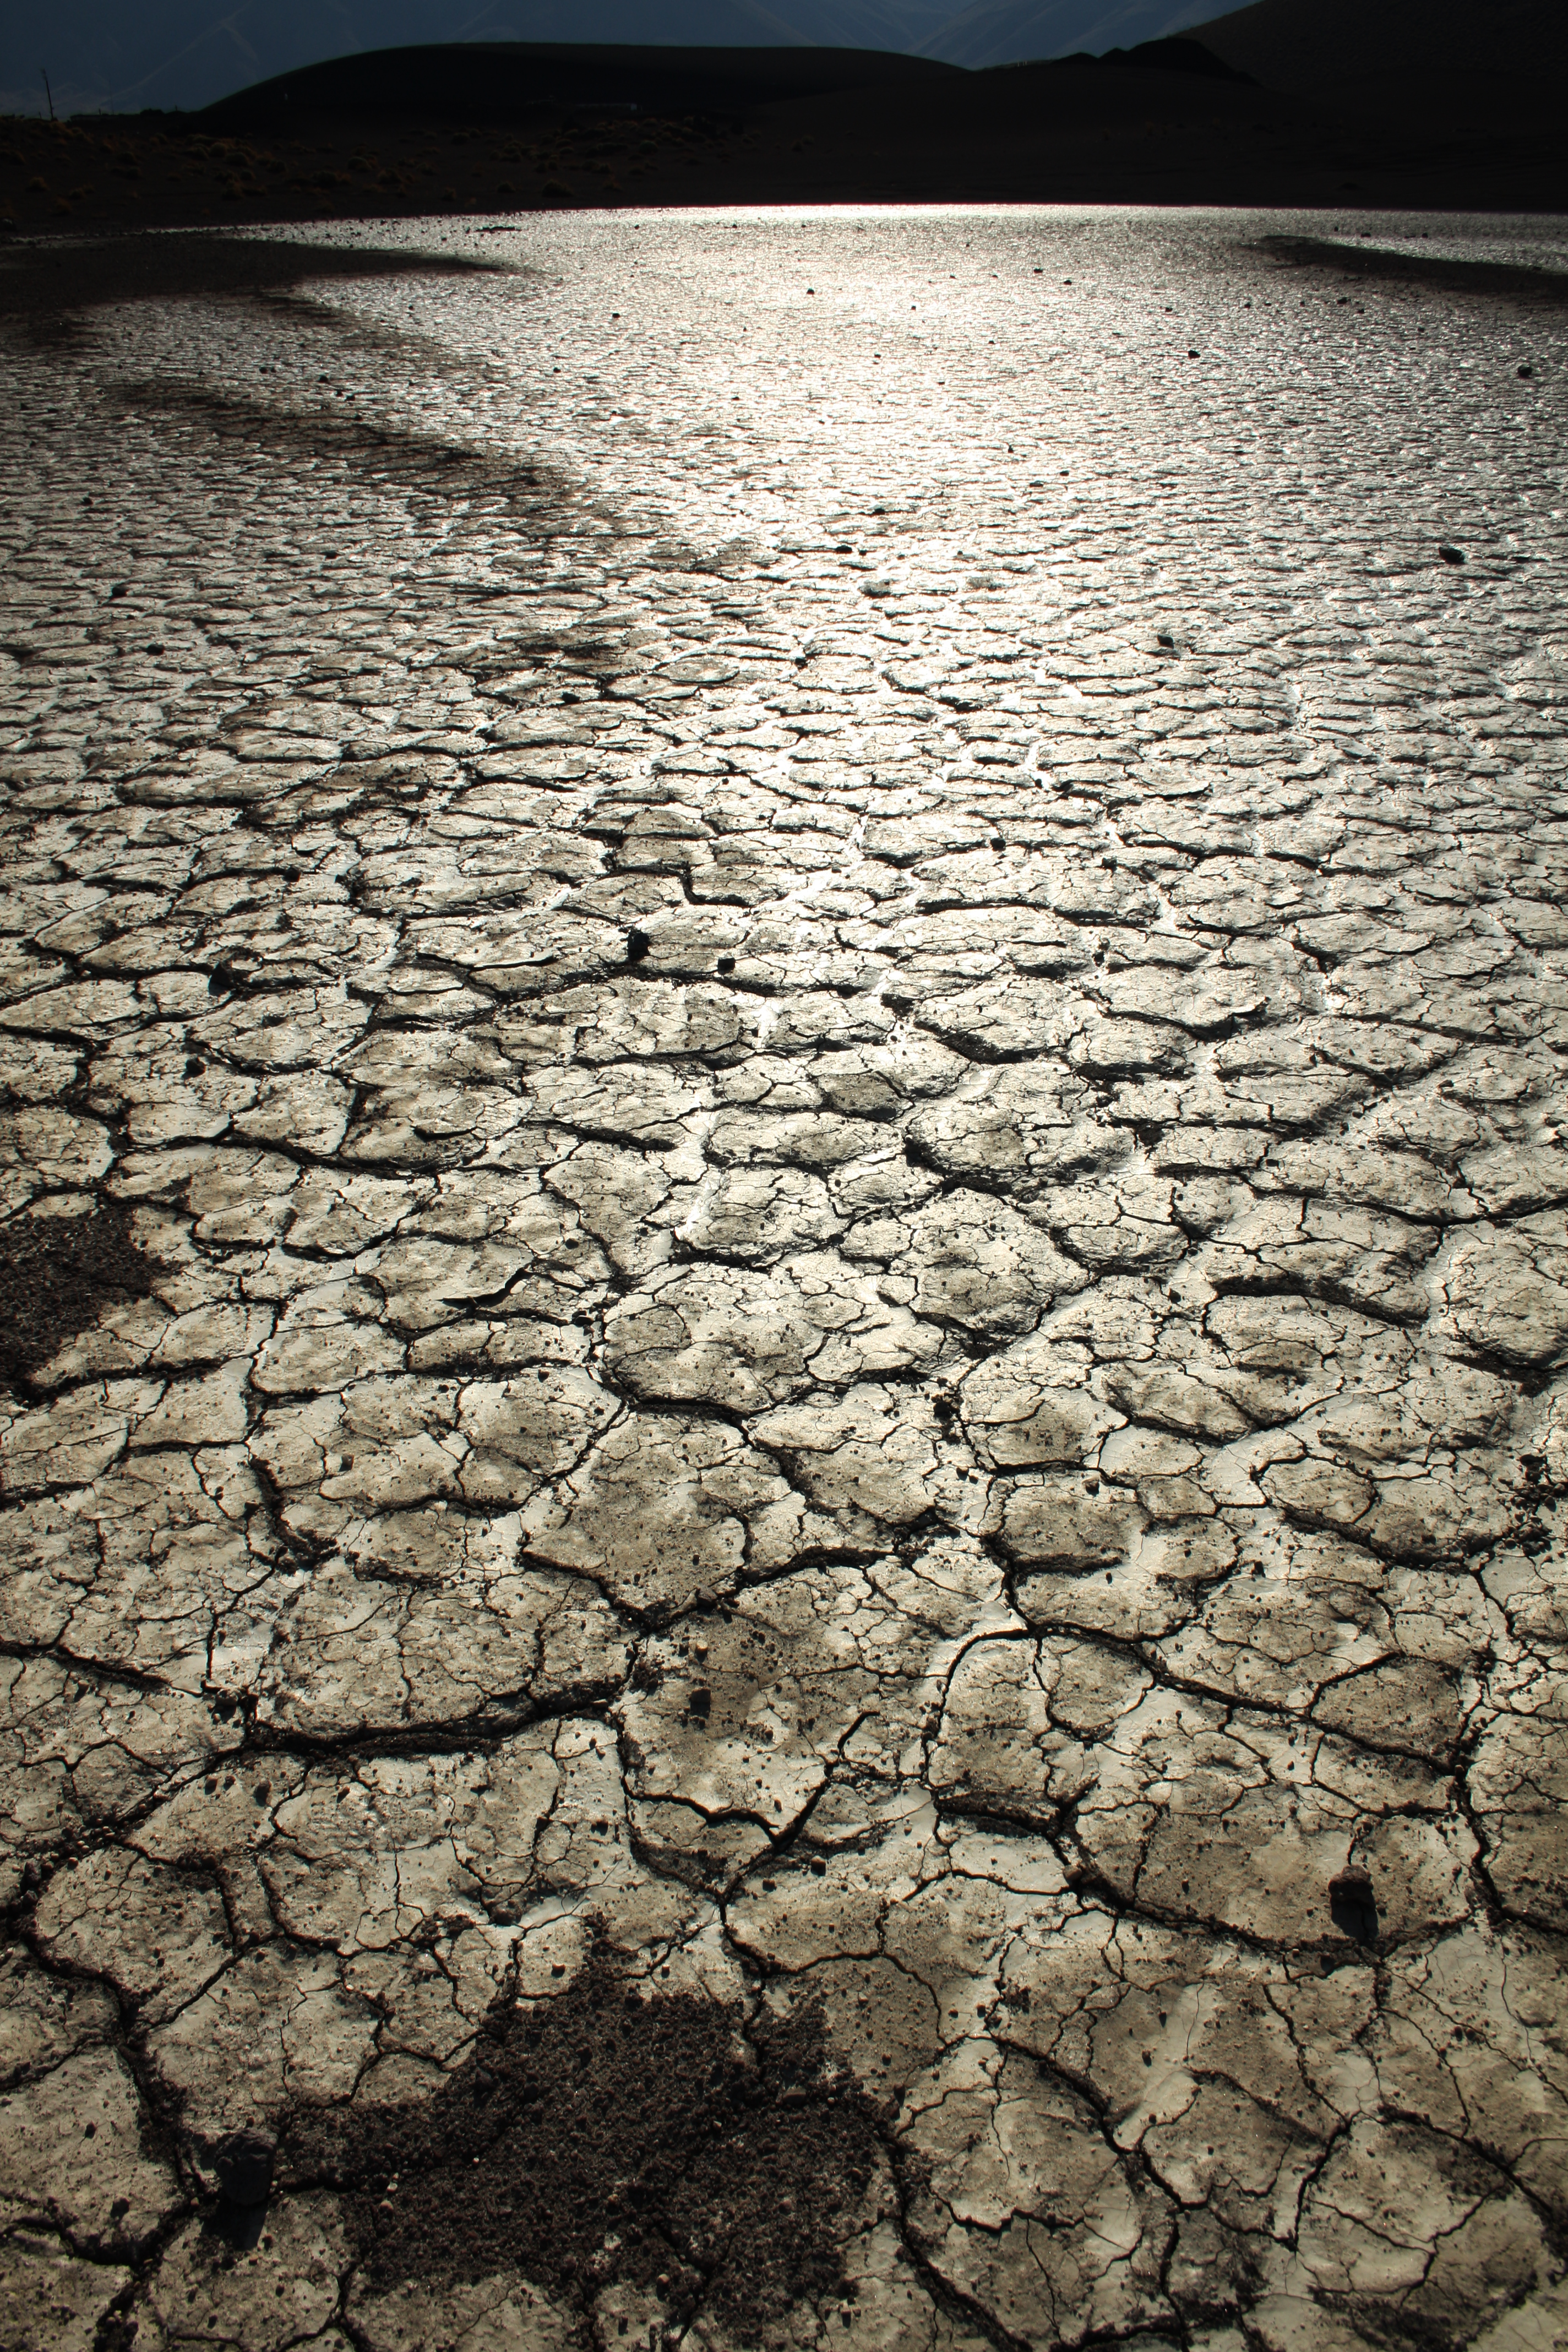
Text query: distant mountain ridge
1189 0 1567 123
17 0 1563 123
918 0 1208 70
11 0 1203 117
195 37 964 130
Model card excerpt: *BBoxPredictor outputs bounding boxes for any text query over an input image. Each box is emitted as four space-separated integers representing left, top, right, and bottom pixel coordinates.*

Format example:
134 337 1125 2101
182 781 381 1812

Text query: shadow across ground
1260 233 1568 307
275 1956 894 2338
0 1201 162 1395
0 231 502 327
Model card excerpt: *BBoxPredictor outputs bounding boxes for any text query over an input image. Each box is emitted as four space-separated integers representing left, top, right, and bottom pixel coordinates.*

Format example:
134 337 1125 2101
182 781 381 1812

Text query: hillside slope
19 0 1206 118
194 37 959 130
921 0 1208 69
17 0 950 117
1191 0 1568 122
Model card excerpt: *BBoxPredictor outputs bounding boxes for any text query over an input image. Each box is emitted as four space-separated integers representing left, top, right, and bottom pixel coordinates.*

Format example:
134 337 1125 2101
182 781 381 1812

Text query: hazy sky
13 0 1211 116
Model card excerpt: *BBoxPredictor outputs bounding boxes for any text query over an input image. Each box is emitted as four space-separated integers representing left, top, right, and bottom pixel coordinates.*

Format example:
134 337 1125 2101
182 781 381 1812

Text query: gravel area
1 205 1566 2352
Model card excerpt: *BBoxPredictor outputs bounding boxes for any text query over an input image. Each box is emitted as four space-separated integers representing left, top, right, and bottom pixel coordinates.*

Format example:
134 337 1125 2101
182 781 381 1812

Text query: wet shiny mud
1 205 1566 2352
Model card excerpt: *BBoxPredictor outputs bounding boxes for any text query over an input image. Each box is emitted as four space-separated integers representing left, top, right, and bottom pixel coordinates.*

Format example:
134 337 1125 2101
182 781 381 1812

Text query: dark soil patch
280 1957 890 2340
0 1201 161 1392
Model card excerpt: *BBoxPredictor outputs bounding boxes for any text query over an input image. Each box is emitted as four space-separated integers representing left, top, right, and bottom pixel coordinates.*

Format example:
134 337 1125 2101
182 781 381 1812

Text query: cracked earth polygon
1 206 1566 2352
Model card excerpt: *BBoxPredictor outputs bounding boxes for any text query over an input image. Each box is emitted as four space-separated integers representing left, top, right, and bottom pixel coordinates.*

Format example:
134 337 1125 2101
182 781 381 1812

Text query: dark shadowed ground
0 1202 161 1393
276 1955 891 2339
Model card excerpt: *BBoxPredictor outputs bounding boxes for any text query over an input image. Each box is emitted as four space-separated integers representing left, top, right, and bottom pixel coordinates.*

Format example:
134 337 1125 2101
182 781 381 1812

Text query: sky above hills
12 0 1213 116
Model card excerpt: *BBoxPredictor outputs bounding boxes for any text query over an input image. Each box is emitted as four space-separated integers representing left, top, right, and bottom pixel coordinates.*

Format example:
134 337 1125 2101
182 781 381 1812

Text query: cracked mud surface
1 205 1566 2352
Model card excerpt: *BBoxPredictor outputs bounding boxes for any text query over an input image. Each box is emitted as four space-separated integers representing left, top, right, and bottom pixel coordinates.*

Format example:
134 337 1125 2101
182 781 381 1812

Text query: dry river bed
1 205 1567 2352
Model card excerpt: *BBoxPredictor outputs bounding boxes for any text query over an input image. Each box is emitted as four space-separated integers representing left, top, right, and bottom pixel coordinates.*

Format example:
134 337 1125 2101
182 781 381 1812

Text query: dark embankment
197 39 959 128
2 20 1564 228
1191 0 1568 134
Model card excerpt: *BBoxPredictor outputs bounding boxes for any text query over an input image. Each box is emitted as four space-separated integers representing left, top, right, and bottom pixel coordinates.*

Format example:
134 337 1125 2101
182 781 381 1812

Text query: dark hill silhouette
4 18 1563 221
1191 0 1568 126
197 37 957 131
15 0 1568 131
922 0 1207 70
1058 34 1254 79
15 1 947 117
12 0 979 119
